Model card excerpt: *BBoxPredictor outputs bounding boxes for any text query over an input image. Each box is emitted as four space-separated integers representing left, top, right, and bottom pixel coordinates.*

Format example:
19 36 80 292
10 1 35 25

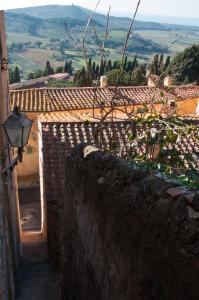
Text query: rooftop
10 86 177 112
40 119 133 206
172 85 199 99
10 85 199 113
40 116 199 206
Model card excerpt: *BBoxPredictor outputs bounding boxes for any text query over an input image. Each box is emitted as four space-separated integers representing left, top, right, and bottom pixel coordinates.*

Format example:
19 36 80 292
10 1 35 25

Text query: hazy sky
1 0 199 18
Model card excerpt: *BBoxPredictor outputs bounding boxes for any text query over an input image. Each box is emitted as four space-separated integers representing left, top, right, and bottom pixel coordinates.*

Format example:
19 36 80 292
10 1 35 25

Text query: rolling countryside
5 5 199 78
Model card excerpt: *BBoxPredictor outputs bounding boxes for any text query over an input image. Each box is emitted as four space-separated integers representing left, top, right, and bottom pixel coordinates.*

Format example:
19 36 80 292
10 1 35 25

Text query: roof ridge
10 85 199 113
10 85 167 93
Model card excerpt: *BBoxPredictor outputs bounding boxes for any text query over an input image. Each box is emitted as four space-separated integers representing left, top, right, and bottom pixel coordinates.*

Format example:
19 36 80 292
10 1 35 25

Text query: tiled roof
40 120 133 206
40 116 199 207
172 85 199 99
12 89 46 111
10 86 181 112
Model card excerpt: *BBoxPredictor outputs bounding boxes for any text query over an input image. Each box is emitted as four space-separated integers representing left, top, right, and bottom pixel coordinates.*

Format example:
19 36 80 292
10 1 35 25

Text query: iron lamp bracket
2 148 23 176
0 57 8 71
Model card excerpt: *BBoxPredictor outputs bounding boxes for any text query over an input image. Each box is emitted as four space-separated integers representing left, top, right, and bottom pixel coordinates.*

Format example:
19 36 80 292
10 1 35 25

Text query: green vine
127 105 199 189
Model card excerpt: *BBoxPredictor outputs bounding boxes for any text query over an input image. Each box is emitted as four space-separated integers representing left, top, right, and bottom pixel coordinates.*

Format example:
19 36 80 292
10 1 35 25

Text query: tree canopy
168 44 199 84
149 54 170 76
107 64 146 86
9 66 21 84
73 67 93 87
43 61 54 76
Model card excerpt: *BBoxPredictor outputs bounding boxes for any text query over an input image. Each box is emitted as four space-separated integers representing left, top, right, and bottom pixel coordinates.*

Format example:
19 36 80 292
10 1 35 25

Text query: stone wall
62 144 199 300
0 168 15 300
0 11 19 299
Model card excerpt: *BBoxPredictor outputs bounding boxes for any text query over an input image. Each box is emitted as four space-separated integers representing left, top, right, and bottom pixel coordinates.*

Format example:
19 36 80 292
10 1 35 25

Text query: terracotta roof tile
40 120 133 205
40 116 199 206
172 86 199 99
10 86 181 112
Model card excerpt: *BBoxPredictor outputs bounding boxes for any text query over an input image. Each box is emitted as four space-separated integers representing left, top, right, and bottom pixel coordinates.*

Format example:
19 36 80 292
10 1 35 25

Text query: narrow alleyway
16 187 61 299
18 187 41 232
16 232 61 299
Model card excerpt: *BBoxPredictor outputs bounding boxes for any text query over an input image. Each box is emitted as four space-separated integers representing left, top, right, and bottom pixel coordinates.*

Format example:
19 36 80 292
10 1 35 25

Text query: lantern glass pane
5 128 22 147
22 125 31 147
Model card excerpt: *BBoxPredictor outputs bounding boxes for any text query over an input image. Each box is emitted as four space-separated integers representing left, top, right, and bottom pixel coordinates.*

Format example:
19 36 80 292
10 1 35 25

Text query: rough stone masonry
62 144 199 300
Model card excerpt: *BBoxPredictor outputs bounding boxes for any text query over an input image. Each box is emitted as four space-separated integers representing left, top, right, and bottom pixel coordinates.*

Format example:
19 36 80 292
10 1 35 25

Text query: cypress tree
107 60 112 72
150 54 160 75
64 60 73 75
64 61 68 73
88 58 92 68
113 61 120 69
44 61 53 76
124 56 128 71
99 60 105 76
159 54 164 74
164 56 171 71
68 61 73 75
50 66 54 75
126 61 132 72
92 61 96 78
73 66 93 87
131 64 147 86
132 57 138 70
95 64 100 78
14 66 21 83
9 70 15 84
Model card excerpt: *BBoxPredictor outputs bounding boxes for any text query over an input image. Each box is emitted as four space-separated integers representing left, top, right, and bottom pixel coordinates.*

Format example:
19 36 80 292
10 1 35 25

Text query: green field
7 32 49 44
8 28 199 78
6 5 199 79
136 29 199 55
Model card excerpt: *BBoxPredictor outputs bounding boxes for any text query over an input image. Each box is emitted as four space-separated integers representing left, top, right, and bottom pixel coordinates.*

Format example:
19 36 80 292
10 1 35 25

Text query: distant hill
5 5 199 79
6 12 91 35
7 5 172 31
5 6 168 59
7 5 199 31
8 5 94 20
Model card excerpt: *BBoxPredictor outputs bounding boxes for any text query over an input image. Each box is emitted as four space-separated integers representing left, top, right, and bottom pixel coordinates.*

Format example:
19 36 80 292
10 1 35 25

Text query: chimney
148 75 159 87
164 76 173 87
100 76 107 88
146 70 150 79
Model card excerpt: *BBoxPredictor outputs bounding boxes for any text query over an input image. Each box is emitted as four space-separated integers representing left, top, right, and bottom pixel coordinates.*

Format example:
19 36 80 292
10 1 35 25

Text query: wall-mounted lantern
0 38 8 71
2 106 32 174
